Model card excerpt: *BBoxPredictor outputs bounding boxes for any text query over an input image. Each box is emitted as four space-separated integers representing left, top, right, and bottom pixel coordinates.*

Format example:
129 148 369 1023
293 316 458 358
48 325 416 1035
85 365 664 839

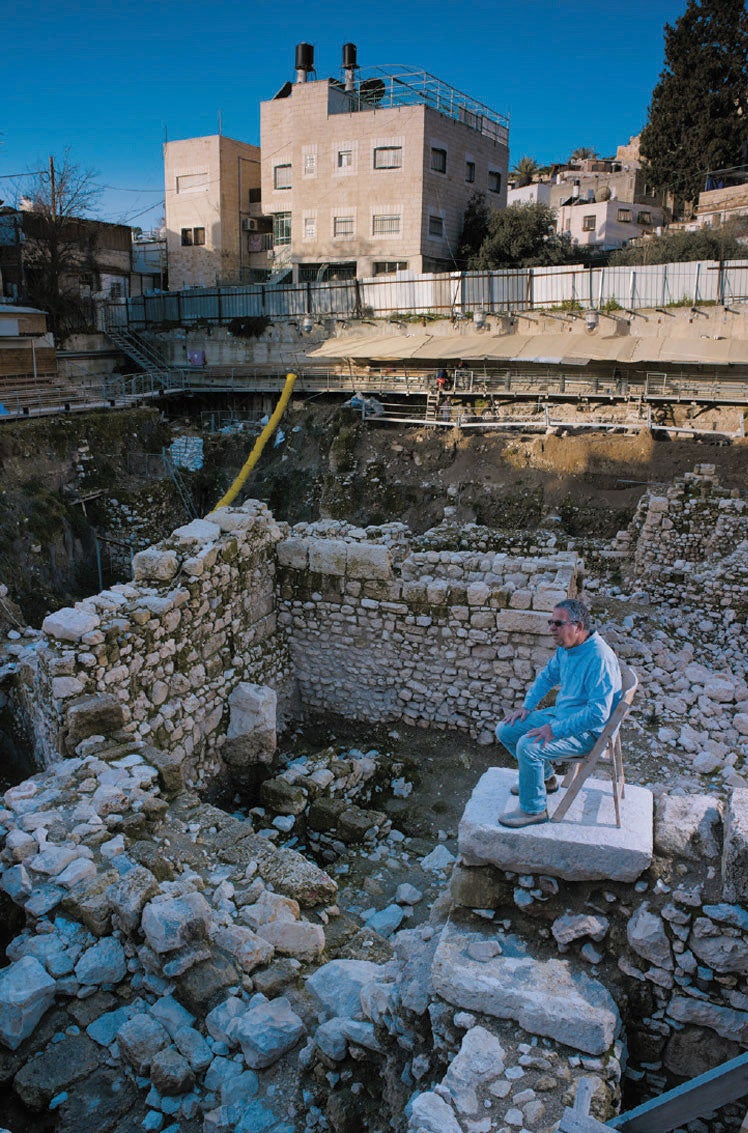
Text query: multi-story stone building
163 135 268 290
259 44 509 282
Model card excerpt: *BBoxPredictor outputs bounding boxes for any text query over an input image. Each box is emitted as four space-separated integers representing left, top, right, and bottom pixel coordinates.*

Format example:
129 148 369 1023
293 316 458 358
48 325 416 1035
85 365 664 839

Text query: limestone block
74 937 127 986
345 543 393 580
52 676 85 698
210 925 274 973
689 919 748 974
276 537 309 570
532 589 570 612
314 1017 348 1061
209 507 256 533
466 582 490 606
117 1013 171 1074
42 607 100 642
655 794 722 861
233 996 306 1069
131 547 180 582
432 922 620 1056
308 538 348 576
496 609 550 635
408 1092 462 1133
441 1026 506 1115
255 920 325 961
224 683 277 768
141 891 213 954
173 518 221 544
552 914 609 947
668 995 748 1043
0 956 56 1050
306 959 385 1020
150 1046 195 1096
722 789 748 902
627 903 673 969
62 694 125 754
459 768 653 883
260 777 307 816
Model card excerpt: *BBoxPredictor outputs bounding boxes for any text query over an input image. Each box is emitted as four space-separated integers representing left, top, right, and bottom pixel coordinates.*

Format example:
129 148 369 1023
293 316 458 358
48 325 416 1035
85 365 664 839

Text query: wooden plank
610 1051 748 1132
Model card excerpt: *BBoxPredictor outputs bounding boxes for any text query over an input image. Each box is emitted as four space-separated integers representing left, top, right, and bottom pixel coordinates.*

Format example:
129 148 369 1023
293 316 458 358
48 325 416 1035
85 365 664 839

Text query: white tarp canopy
307 331 748 367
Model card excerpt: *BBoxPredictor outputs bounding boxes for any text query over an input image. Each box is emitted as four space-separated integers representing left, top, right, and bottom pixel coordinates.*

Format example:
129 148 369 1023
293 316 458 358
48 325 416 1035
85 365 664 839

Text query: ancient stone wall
610 464 748 615
32 502 294 782
25 506 580 777
277 528 578 743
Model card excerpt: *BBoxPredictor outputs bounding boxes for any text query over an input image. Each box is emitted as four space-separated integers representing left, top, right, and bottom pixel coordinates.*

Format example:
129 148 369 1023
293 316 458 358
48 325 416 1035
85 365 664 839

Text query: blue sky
2 0 686 230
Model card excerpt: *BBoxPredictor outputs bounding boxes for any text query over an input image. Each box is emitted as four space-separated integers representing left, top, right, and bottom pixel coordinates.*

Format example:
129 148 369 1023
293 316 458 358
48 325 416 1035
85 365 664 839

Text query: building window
337 149 353 169
303 151 317 177
333 216 355 238
637 211 652 225
274 212 292 245
428 215 444 238
582 215 596 232
465 161 476 183
274 164 292 190
372 214 401 236
373 146 402 169
303 215 317 240
248 187 262 204
373 260 408 275
488 170 502 193
617 208 632 223
431 147 447 173
109 281 124 299
180 227 205 246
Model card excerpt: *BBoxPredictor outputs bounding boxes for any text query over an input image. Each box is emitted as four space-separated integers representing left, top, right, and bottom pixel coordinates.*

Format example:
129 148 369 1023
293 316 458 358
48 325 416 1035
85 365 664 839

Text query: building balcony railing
347 65 509 146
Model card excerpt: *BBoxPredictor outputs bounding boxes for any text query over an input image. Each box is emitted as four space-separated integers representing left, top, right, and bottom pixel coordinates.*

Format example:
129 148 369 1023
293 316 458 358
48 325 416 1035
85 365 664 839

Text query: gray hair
554 598 592 633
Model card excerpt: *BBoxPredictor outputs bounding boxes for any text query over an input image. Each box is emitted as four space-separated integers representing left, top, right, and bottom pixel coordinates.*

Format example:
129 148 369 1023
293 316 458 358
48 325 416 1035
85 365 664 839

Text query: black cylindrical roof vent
295 43 314 72
342 42 358 69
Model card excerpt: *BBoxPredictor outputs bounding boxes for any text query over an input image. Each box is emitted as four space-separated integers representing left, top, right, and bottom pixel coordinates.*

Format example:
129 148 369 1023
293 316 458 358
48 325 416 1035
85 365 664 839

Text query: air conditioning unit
242 218 259 232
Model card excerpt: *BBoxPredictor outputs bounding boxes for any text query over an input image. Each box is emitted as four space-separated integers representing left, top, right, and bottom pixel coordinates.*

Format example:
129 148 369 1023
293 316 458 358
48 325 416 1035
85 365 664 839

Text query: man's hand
526 723 554 745
503 707 529 725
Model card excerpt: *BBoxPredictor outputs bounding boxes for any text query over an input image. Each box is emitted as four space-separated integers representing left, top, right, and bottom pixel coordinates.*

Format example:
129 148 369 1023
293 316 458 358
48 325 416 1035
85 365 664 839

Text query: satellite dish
359 77 386 106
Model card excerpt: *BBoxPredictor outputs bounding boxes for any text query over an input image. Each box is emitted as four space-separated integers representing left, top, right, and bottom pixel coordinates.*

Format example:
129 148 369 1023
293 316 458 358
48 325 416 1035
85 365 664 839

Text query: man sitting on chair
496 598 621 829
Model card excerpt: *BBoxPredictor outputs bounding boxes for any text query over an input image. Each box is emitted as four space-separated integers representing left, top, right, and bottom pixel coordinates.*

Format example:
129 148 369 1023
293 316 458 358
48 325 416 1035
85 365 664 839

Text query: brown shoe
498 808 549 828
511 774 559 796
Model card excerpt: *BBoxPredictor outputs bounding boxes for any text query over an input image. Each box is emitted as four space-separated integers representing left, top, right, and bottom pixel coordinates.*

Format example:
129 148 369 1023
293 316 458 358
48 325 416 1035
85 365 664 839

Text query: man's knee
516 735 545 764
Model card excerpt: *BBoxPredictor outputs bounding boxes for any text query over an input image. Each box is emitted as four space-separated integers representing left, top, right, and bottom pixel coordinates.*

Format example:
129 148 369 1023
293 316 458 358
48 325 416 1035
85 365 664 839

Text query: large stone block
496 609 550 635
432 921 620 1056
345 542 392 580
62 694 126 754
0 957 56 1051
224 683 277 768
722 789 748 903
655 794 722 861
42 606 100 642
131 547 180 582
458 767 653 882
308 538 348 576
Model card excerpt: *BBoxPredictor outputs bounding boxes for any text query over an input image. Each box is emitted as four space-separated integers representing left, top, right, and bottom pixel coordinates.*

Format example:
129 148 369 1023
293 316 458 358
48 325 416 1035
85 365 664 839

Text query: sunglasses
548 618 572 627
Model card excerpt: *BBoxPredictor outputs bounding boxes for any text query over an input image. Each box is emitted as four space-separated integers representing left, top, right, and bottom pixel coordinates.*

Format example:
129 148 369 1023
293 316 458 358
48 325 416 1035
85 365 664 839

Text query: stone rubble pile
0 734 341 1132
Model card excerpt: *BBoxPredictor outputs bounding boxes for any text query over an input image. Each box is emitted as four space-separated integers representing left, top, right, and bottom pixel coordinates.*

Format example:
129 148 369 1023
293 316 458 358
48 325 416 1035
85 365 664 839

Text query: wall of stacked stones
276 532 579 743
610 465 748 613
31 503 295 779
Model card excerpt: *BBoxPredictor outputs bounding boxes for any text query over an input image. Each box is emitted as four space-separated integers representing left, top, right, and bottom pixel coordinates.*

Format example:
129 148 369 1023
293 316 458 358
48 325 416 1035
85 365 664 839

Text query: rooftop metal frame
339 64 509 146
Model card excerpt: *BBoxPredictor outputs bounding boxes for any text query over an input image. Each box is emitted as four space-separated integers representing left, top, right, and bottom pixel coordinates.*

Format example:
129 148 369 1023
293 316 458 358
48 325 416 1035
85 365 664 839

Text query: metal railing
114 260 748 329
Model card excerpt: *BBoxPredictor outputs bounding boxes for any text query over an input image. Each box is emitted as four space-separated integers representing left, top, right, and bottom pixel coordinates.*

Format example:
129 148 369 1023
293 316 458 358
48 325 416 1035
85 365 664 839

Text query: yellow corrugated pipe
210 372 297 511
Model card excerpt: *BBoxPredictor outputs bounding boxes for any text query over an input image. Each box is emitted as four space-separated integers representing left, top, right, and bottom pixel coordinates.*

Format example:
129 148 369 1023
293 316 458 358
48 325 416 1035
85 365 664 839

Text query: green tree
468 202 577 269
640 0 748 209
19 150 102 341
512 156 540 187
457 191 492 266
608 225 743 265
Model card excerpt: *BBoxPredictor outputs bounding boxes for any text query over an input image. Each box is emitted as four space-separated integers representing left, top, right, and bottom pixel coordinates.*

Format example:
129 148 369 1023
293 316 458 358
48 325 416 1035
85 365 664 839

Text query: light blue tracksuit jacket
523 631 622 739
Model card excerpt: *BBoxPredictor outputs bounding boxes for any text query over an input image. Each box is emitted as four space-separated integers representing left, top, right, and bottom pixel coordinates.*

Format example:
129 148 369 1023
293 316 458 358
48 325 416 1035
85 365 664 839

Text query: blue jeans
495 710 596 815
